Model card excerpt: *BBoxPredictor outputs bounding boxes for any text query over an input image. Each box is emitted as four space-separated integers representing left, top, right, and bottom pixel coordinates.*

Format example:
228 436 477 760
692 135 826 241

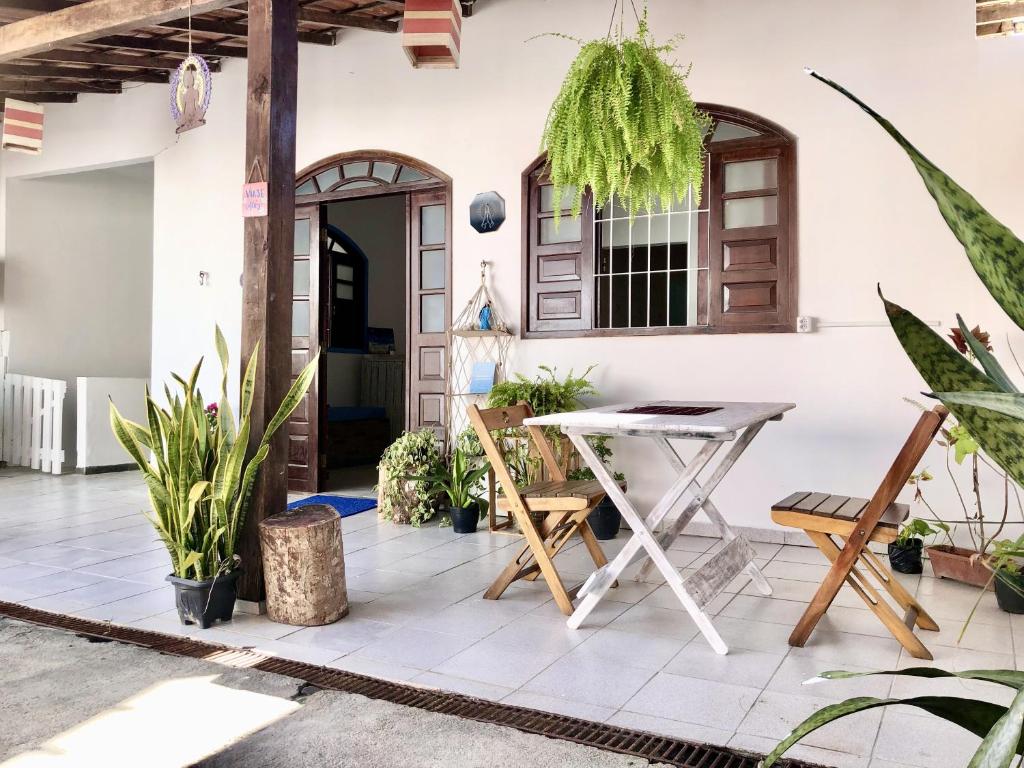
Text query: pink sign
242 181 268 217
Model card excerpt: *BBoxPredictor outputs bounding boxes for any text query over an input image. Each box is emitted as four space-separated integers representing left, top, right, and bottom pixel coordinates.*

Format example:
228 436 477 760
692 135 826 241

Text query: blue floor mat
286 494 377 518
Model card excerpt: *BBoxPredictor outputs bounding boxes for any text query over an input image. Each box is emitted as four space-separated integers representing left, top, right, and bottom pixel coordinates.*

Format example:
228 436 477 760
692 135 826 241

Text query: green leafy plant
894 517 949 547
109 327 317 582
567 435 626 485
377 429 443 526
538 5 708 221
410 445 490 513
763 667 1024 767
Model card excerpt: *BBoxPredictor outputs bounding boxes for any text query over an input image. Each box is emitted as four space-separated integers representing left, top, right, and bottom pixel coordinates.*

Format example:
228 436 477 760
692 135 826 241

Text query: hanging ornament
169 0 210 134
2 98 44 154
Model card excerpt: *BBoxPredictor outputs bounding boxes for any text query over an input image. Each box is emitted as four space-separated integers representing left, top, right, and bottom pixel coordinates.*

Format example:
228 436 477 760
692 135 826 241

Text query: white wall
2 0 1022 535
4 163 154 467
77 377 149 471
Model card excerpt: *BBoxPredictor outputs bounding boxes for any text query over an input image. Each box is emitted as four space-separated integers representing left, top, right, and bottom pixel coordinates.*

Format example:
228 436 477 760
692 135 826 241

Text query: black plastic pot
888 538 924 574
588 498 621 540
166 569 240 629
450 503 480 534
995 571 1024 614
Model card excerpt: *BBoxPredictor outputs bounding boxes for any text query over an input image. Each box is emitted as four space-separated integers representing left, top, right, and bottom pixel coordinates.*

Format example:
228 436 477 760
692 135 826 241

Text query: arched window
522 105 796 337
296 155 443 198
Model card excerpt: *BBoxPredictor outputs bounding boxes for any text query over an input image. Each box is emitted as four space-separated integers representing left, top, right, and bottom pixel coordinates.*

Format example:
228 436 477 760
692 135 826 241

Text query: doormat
286 495 376 517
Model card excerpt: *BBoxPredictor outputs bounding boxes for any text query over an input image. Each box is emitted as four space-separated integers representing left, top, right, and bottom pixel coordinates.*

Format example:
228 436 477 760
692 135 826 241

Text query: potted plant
411 445 490 534
987 535 1024 614
568 436 626 540
888 515 949 575
109 328 317 628
377 429 443 526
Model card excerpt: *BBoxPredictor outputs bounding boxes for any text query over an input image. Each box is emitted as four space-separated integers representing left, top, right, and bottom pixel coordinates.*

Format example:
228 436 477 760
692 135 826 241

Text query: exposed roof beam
155 16 336 45
0 89 76 102
297 7 399 32
88 33 246 57
0 61 166 81
977 0 1024 23
26 46 220 70
0 0 239 62
0 77 119 92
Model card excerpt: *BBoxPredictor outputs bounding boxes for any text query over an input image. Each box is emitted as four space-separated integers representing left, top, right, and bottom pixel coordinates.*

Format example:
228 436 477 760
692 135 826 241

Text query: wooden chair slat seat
768 406 947 660
496 478 606 512
771 492 909 544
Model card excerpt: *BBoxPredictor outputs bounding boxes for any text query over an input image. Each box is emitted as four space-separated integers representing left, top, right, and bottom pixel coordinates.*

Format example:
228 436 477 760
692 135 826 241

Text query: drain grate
0 600 822 768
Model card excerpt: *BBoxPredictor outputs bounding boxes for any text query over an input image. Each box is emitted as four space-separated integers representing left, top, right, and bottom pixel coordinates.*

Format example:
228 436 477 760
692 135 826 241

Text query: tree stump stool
258 504 348 626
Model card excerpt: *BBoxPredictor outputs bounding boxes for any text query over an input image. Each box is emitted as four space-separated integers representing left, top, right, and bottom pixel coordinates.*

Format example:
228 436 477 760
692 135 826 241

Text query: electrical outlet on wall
796 316 815 333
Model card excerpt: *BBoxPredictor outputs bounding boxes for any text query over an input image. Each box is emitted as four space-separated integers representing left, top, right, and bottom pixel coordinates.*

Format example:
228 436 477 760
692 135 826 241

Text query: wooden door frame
292 151 451 489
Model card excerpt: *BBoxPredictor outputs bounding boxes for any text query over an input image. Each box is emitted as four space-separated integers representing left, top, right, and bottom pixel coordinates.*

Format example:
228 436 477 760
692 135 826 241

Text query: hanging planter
539 4 708 221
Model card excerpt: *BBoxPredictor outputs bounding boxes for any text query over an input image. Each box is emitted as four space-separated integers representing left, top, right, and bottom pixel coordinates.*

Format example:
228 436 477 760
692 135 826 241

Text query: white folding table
525 400 795 654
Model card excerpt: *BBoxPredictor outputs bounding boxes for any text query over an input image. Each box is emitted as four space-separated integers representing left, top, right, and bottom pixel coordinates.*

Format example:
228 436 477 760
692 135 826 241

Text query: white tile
606 710 733 746
763 560 833 582
284 617 396 653
353 626 475 670
768 656 892 700
409 671 513 701
571 627 686 672
738 689 882 756
872 709 981 767
406 600 520 639
432 639 564 689
624 672 760 730
788 629 904 669
12 568 107 597
485 613 595 656
210 612 303 640
721 594 811 625
501 690 617 722
73 588 172 623
772 544 830 565
608 603 699 642
666 642 785 688
709 615 795 654
728 732 869 768
521 653 656 708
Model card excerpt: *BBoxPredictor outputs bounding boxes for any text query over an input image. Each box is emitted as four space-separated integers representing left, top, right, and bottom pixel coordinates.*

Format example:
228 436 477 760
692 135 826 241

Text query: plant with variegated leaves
109 327 317 581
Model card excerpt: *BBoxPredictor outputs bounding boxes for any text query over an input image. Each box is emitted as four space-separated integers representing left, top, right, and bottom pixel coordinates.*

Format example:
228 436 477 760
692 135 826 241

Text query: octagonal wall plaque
470 191 506 233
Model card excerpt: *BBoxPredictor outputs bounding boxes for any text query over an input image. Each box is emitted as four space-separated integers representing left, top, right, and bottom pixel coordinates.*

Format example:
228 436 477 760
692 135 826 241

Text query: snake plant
762 668 1024 767
808 70 1024 489
109 327 317 581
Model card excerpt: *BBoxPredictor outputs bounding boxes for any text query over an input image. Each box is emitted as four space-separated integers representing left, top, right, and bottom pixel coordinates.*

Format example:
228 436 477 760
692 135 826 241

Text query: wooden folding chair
467 402 612 616
770 405 947 660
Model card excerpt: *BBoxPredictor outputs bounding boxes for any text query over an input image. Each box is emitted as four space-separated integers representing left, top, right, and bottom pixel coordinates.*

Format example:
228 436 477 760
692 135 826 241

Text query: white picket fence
0 373 67 475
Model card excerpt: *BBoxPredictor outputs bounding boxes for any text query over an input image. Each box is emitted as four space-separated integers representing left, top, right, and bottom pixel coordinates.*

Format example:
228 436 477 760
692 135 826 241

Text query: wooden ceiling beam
0 89 76 101
0 77 120 92
155 16 336 45
0 0 240 62
977 1 1024 24
297 7 398 32
26 47 220 70
88 33 246 57
0 61 166 81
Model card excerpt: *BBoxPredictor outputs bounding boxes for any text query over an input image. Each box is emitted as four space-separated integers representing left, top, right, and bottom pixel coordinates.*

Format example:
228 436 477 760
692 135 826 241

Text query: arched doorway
289 151 452 493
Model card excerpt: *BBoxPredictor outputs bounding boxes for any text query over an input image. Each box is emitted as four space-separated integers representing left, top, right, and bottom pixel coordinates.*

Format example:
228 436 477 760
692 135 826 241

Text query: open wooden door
288 205 325 492
408 189 451 439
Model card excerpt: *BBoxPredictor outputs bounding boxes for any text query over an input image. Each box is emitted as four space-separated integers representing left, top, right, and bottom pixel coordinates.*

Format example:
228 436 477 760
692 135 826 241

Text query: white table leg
567 435 722 628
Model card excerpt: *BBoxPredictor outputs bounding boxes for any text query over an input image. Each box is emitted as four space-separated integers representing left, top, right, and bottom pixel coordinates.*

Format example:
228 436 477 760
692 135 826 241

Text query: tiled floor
0 467 1016 768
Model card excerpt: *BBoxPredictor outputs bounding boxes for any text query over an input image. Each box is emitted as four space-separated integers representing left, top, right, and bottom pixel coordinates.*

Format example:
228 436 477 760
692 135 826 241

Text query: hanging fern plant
540 4 709 221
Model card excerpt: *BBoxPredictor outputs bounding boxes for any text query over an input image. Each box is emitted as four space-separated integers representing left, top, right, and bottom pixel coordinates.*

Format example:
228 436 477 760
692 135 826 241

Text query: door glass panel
540 184 576 213
420 205 445 245
336 283 354 300
724 196 778 228
336 264 354 281
420 294 445 333
292 299 310 337
342 161 370 178
293 259 310 296
725 159 778 193
711 121 761 142
294 219 310 255
373 162 398 182
315 167 340 191
540 216 582 244
421 249 445 290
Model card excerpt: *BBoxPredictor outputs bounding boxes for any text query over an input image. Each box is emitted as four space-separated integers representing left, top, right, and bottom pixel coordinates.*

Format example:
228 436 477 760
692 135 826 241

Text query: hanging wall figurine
171 54 212 134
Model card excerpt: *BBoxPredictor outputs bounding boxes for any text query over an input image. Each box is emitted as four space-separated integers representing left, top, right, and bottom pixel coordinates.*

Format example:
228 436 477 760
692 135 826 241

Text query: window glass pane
420 294 445 333
420 204 446 245
595 275 610 328
292 300 309 337
342 161 370 178
669 272 687 326
336 283 354 300
540 184 576 213
649 272 668 326
296 179 316 195
397 165 429 183
540 216 581 244
294 219 310 256
339 179 379 190
711 121 761 142
293 259 310 296
373 162 398 182
725 159 778 193
630 273 648 327
421 249 445 290
724 196 778 228
611 275 629 328
315 167 340 191
336 264 354 281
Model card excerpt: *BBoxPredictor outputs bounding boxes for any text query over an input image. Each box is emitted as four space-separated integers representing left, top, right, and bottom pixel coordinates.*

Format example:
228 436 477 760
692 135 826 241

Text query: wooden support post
237 0 298 603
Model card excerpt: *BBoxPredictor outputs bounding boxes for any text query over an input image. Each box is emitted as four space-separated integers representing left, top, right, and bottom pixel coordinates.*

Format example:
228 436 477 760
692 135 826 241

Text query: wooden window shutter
523 167 594 336
707 141 796 332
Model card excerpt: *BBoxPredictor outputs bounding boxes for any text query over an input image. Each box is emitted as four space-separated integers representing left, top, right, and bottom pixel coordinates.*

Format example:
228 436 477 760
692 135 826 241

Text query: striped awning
402 0 462 69
2 98 43 154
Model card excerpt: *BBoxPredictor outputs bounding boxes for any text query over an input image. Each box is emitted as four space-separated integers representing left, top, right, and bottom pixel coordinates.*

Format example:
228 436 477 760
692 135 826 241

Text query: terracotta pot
926 545 994 590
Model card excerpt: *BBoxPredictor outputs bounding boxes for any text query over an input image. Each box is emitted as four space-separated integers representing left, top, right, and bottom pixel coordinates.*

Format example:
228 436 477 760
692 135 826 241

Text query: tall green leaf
809 70 1024 331
815 667 1024 691
969 686 1024 768
881 290 1024 487
955 315 1019 394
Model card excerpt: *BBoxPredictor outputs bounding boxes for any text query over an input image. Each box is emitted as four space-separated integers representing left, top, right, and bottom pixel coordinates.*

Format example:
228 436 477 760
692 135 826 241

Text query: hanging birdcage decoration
445 261 513 448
